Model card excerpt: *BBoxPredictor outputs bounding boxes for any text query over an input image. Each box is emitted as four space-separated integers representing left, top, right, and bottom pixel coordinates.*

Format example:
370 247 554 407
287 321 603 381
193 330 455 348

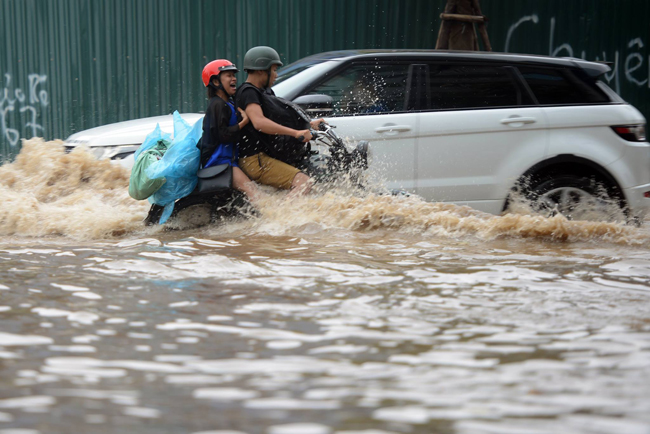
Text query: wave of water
0 139 149 238
0 138 645 244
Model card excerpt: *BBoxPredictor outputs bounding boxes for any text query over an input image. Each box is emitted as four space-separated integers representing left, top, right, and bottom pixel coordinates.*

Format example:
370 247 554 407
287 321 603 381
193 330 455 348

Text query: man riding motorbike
143 48 366 226
235 46 324 198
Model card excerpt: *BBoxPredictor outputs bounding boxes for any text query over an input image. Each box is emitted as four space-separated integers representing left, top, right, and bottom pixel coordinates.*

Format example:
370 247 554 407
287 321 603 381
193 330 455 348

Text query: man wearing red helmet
200 59 259 201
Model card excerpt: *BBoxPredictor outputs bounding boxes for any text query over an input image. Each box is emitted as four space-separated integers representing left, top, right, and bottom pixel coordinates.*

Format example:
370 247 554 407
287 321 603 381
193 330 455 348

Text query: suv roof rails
554 57 610 78
560 56 613 67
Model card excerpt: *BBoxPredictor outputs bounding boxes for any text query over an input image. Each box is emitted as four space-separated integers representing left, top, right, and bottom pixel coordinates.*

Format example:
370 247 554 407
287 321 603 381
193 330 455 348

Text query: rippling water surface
1 140 649 434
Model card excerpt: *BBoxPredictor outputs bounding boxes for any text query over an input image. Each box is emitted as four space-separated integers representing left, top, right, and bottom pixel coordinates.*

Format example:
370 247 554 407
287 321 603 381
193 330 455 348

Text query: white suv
66 50 650 221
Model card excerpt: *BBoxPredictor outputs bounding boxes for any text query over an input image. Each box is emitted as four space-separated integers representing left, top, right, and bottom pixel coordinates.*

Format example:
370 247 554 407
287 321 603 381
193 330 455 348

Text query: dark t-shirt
235 84 275 158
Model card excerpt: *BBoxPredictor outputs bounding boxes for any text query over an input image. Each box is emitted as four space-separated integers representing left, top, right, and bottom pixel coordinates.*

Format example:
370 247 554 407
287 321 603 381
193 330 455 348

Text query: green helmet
243 46 283 71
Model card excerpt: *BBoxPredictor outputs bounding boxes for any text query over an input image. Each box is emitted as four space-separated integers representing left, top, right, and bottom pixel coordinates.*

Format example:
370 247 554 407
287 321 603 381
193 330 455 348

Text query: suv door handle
375 125 412 134
500 116 537 125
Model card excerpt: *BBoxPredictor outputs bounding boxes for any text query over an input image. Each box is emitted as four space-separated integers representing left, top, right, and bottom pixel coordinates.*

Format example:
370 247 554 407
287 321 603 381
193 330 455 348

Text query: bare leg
232 166 260 202
287 172 312 198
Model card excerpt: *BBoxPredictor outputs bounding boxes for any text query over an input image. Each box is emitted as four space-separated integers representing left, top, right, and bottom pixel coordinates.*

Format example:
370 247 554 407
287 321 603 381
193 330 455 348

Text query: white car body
65 50 650 220
327 99 648 216
65 113 204 165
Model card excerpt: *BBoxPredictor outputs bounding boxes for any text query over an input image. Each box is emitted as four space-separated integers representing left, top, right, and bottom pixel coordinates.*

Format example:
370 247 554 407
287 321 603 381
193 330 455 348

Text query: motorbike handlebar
318 122 336 131
297 129 319 142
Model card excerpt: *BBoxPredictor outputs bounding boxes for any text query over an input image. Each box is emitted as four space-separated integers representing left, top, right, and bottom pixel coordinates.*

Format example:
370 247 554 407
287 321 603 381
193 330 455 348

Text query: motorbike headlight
353 140 369 170
356 140 369 157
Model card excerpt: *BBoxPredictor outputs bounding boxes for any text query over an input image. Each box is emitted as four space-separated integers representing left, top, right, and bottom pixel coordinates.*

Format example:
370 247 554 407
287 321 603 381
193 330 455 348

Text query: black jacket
199 96 241 166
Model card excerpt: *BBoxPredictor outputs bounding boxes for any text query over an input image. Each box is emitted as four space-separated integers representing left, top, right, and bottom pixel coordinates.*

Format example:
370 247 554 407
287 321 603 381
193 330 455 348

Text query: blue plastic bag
146 111 203 224
134 124 172 161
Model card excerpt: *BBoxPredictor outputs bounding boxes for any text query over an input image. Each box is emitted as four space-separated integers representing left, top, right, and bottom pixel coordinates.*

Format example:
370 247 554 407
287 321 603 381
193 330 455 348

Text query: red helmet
202 59 239 87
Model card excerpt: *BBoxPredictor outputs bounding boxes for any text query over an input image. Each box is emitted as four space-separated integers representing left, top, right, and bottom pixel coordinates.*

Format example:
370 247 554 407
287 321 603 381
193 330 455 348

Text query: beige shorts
239 152 301 190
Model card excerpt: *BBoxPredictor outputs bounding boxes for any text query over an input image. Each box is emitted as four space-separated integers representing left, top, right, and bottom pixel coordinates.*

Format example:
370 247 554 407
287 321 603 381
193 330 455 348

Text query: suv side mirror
293 94 334 117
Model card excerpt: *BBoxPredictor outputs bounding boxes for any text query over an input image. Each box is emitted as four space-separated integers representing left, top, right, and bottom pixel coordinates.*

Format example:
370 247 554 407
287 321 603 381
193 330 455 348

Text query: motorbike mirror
293 94 334 117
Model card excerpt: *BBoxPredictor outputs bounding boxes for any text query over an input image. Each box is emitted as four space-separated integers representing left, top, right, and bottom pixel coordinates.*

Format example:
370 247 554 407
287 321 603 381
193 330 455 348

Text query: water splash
251 191 640 243
0 138 644 244
0 138 149 238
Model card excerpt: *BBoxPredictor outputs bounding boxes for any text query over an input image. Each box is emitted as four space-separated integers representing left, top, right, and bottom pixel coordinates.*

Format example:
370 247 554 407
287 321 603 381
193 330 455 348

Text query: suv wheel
526 174 627 223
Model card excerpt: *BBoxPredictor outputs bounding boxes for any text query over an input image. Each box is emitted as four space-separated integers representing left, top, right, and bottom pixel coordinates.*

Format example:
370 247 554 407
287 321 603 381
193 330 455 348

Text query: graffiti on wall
505 15 649 95
1 73 48 147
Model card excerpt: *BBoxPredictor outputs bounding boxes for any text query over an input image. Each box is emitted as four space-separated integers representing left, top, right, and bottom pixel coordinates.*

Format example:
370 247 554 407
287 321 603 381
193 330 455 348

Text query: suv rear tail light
611 124 647 142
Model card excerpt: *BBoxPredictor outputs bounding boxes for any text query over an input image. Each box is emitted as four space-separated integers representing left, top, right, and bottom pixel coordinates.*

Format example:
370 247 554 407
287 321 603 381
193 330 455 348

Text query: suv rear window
426 64 523 110
518 66 610 105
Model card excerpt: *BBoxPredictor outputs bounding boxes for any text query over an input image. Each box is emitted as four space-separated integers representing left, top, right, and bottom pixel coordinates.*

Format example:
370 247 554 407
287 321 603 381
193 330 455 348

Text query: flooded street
1 140 650 434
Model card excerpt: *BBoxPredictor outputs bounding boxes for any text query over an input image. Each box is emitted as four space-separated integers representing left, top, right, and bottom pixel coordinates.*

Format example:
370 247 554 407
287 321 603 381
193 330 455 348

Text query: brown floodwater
0 140 649 434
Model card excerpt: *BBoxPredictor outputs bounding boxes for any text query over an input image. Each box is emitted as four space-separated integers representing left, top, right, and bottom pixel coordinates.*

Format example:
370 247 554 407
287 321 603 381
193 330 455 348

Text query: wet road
0 140 649 434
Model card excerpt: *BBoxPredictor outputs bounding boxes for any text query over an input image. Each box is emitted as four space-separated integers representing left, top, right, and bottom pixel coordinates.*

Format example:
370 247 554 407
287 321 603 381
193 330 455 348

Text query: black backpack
238 83 311 167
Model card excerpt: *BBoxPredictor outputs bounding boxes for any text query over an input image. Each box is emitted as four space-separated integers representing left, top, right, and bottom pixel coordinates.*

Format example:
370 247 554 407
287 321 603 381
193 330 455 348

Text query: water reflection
1 232 649 433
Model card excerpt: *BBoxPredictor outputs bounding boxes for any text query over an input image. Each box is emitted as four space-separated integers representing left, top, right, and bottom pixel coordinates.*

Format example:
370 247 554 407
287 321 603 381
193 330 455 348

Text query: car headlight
107 145 140 160
63 139 89 153
88 145 140 160
91 147 108 159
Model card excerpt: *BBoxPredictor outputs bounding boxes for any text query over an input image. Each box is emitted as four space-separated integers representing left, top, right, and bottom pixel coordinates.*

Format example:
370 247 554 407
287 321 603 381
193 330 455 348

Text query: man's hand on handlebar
310 118 327 130
295 129 313 142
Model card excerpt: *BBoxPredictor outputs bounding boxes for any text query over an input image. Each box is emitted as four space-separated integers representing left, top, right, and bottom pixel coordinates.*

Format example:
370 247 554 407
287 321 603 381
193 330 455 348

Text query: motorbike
143 122 369 226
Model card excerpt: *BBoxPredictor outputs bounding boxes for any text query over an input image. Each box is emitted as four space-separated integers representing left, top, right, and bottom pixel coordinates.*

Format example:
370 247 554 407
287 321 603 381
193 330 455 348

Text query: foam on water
0 138 645 244
250 191 641 243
